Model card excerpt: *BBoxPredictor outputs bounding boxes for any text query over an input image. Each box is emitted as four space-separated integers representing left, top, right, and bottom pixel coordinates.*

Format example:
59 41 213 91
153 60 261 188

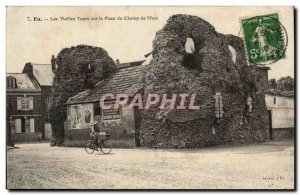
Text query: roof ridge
7 72 26 74
119 60 145 65
31 63 51 65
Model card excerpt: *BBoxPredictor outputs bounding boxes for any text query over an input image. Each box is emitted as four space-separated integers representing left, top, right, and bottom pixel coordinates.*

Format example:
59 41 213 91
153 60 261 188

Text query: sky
6 6 294 80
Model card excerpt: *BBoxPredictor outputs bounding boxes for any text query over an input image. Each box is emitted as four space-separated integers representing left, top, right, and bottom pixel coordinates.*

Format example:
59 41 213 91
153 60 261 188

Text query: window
15 118 34 133
94 102 101 116
17 96 33 110
45 96 51 108
273 97 276 105
21 98 27 110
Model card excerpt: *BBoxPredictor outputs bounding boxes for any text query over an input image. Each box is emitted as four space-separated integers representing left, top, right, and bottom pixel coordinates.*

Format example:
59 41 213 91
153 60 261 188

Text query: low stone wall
272 128 294 140
64 127 136 148
12 132 41 142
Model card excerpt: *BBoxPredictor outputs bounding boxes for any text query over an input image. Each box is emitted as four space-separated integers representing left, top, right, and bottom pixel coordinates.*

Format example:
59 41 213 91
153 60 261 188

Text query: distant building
22 62 55 140
265 89 294 140
6 73 42 142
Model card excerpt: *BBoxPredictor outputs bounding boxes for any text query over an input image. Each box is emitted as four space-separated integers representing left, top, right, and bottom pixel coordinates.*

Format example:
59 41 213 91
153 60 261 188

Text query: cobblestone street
7 140 294 189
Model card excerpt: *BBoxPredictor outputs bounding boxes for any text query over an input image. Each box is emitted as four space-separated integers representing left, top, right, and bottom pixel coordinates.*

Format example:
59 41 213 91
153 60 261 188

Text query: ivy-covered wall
49 45 116 146
138 14 270 148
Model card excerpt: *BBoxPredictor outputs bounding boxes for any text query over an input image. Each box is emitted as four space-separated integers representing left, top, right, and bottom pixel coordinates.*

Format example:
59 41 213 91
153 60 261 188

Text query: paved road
7 140 294 189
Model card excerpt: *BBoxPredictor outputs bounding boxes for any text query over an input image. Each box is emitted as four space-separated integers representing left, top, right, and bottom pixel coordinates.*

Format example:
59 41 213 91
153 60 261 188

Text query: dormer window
7 77 17 88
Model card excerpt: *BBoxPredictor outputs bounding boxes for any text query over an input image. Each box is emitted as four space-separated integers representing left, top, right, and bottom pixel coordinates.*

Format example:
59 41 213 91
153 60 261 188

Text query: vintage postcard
6 6 295 190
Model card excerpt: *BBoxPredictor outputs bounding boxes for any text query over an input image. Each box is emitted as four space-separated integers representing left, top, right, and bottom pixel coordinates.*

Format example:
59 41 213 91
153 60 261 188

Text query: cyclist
91 121 100 150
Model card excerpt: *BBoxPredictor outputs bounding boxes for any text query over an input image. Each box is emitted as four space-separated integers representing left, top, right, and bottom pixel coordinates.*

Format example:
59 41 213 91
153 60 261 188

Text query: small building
6 73 43 142
22 62 55 140
265 89 294 140
65 62 145 147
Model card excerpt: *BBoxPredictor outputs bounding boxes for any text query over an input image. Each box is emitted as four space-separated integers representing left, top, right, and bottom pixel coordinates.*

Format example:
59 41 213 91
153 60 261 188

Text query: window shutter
15 119 21 133
29 97 33 110
30 118 35 133
17 97 21 110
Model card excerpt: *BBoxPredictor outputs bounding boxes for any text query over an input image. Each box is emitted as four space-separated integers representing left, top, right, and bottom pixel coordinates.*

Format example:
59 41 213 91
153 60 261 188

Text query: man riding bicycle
85 120 112 155
90 121 100 150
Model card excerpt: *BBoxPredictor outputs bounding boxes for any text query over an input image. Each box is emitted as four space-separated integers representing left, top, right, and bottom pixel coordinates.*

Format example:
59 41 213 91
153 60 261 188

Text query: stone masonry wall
138 14 269 148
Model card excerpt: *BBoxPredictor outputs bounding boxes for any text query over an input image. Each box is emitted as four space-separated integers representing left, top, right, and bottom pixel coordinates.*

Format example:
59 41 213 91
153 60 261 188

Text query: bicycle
85 131 112 154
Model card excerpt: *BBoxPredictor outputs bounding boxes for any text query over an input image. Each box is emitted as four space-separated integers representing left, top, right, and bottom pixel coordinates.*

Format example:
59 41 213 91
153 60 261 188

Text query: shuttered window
18 96 33 110
14 118 34 133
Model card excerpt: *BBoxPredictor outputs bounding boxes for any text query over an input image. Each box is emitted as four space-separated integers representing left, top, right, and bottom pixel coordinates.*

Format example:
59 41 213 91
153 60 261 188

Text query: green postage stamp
241 13 287 65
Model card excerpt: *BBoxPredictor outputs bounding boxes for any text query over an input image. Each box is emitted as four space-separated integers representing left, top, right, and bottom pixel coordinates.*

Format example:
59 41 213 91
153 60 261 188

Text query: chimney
22 62 33 78
51 55 56 71
116 59 120 66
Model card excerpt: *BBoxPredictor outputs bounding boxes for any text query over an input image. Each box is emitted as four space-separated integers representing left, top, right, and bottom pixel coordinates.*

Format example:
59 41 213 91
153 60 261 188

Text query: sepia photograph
6 6 295 190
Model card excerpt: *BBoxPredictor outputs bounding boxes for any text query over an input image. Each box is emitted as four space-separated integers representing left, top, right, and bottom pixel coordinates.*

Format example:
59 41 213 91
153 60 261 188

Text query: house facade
6 73 43 142
22 62 55 140
265 89 294 140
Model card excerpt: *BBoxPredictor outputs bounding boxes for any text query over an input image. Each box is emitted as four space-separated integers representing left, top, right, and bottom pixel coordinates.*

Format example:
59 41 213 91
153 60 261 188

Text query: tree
49 45 116 146
268 79 277 90
277 76 294 91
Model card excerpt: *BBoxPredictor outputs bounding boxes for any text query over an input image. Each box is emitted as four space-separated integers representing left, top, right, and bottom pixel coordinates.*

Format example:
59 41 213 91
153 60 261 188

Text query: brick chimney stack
51 55 56 71
22 62 33 78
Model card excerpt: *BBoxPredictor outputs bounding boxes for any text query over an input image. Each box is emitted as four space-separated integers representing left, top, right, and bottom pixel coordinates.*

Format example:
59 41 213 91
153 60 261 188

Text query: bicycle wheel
100 139 112 154
85 140 95 154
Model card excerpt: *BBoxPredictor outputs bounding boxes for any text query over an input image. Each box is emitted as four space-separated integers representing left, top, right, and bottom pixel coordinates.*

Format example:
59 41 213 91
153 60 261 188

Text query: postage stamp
241 13 287 65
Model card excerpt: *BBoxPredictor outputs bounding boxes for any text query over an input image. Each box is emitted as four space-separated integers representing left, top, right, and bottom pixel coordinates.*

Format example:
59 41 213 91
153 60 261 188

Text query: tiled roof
67 65 144 104
32 64 54 86
6 73 40 90
266 89 294 98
